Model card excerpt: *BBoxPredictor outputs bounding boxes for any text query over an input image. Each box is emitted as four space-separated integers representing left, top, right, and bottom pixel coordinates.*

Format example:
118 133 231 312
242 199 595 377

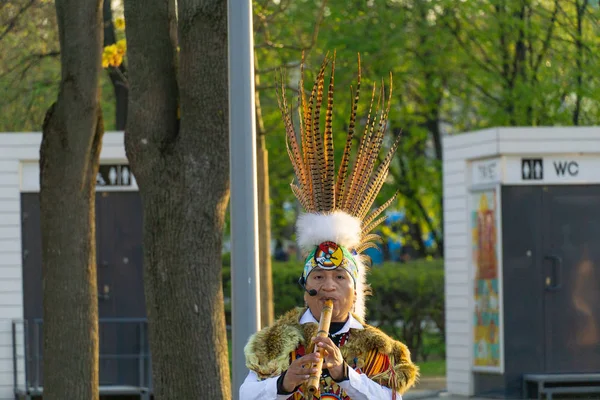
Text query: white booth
442 127 600 398
0 132 149 400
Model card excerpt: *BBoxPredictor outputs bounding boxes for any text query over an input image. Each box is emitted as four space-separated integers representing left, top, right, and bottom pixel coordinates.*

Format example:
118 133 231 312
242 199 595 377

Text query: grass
417 359 446 377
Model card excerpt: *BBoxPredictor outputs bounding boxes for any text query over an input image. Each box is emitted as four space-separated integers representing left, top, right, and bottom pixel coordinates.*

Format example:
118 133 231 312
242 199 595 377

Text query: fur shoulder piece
244 308 419 393
244 308 311 379
342 324 419 394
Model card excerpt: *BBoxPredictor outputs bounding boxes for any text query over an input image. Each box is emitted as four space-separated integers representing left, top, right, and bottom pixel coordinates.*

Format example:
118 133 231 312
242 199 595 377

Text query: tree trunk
123 0 231 397
572 0 587 126
102 0 128 130
257 132 274 327
40 0 104 398
254 61 274 328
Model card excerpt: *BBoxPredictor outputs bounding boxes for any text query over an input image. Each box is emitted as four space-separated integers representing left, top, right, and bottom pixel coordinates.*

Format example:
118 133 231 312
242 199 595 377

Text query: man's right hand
282 352 321 392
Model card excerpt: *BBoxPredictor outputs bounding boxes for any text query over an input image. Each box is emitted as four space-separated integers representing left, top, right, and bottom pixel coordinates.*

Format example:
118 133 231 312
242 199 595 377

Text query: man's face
304 267 355 323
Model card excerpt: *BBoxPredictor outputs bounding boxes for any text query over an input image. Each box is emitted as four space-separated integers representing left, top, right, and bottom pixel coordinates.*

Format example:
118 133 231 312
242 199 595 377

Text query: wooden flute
306 299 334 394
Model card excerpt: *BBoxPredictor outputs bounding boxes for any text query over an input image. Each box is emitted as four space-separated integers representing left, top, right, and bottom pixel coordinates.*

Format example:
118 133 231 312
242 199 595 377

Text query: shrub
366 260 445 361
271 261 305 317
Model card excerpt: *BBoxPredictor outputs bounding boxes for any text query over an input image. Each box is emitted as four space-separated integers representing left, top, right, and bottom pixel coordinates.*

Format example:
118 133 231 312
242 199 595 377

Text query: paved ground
405 390 497 400
404 377 600 400
406 394 492 400
404 376 447 400
413 377 447 392
403 377 491 400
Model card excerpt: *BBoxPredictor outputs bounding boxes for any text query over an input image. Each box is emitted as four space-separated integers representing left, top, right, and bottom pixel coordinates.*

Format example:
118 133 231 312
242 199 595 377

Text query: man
240 54 419 399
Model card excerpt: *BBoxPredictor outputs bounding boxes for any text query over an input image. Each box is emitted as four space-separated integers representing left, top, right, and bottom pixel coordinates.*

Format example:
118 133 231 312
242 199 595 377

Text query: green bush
222 252 231 267
222 264 231 326
222 256 445 361
271 261 306 317
366 260 445 361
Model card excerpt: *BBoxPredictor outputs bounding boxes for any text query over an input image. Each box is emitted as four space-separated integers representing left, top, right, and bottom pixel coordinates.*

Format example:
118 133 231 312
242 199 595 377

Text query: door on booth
541 185 600 373
21 191 146 387
96 191 146 385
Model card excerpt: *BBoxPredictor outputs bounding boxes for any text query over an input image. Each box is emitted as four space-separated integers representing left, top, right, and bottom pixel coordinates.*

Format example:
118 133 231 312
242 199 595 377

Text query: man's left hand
312 336 346 381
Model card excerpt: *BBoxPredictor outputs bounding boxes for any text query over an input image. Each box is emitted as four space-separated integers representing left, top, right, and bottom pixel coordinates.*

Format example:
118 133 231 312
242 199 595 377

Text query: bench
15 385 151 400
523 373 600 400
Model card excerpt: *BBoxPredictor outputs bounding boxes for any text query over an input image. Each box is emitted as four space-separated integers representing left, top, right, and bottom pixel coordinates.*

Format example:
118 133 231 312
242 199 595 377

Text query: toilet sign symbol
97 164 133 187
121 166 130 185
522 158 543 180
96 172 106 186
109 167 118 185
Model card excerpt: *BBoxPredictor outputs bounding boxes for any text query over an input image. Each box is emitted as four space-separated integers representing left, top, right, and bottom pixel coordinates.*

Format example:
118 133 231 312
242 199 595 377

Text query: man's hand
312 336 346 381
282 352 321 392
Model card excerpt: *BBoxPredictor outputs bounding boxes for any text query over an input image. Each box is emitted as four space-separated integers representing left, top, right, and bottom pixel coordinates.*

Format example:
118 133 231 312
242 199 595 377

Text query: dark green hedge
366 259 445 361
223 258 445 361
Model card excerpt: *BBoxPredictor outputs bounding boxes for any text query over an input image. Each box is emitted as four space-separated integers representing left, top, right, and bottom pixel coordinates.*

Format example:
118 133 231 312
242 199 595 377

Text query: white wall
443 128 500 395
0 131 130 399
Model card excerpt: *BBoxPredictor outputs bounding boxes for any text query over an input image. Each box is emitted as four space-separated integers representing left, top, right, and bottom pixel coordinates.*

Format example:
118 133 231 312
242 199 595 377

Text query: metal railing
12 318 152 397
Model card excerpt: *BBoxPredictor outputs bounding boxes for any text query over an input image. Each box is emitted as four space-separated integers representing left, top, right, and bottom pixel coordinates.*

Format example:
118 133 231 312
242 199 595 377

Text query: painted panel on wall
471 190 501 370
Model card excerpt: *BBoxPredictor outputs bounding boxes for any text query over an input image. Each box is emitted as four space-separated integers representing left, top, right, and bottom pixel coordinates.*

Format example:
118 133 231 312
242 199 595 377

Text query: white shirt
239 310 402 400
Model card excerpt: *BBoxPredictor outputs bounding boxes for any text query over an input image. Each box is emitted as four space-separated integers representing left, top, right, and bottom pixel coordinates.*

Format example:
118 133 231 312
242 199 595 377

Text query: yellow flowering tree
102 39 126 68
102 16 126 69
102 5 128 129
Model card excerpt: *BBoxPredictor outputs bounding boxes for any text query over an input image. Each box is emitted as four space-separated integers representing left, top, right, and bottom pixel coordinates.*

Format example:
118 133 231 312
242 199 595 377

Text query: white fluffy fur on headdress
296 211 362 253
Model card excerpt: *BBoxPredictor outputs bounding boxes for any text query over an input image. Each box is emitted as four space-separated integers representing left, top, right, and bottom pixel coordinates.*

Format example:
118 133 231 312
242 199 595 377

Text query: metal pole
227 0 261 398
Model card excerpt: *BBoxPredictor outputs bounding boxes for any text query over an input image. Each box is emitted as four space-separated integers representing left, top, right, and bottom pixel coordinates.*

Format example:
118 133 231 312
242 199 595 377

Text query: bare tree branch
0 51 60 80
509 3 527 87
107 65 129 88
532 0 559 75
255 0 327 51
256 83 299 92
573 0 589 125
451 65 503 105
256 61 302 75
0 0 36 42
441 12 504 79
265 0 292 23
550 34 595 52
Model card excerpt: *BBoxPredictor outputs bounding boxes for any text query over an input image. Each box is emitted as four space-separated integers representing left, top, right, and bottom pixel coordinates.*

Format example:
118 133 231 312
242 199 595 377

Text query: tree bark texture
123 0 231 398
40 0 104 399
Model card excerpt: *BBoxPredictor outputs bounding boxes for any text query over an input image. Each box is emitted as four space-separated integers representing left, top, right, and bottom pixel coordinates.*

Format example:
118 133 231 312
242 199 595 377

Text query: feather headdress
278 52 400 321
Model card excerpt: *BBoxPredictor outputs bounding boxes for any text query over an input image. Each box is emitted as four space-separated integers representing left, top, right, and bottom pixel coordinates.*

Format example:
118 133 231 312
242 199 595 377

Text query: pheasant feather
358 133 401 219
321 54 336 211
335 55 361 209
344 84 377 211
354 77 394 215
278 82 307 194
279 54 402 319
362 192 399 232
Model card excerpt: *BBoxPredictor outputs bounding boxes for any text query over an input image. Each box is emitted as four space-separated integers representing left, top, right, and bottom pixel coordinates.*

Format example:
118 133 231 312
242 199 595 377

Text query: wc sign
512 156 596 184
553 160 579 176
97 164 133 187
522 159 579 180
